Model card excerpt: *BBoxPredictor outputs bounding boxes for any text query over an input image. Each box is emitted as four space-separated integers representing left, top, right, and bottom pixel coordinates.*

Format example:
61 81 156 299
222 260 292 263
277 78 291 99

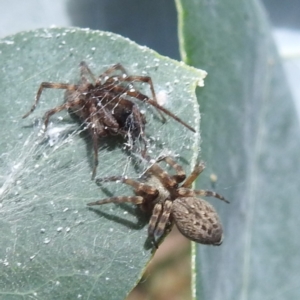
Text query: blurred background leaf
176 0 300 299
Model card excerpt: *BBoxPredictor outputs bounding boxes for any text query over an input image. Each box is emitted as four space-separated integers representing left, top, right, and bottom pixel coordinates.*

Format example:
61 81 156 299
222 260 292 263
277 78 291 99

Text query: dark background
66 0 300 59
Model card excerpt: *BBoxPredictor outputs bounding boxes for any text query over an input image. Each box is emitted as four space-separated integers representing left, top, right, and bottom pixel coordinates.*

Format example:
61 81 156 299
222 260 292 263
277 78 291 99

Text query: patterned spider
88 157 229 247
23 62 195 179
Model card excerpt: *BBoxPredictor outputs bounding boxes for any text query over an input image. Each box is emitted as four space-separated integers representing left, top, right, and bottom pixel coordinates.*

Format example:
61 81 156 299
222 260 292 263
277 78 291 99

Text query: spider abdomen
172 197 223 245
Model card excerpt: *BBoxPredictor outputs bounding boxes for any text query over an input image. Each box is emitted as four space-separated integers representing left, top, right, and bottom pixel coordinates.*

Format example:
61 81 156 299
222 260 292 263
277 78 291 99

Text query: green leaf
0 28 205 299
176 0 300 299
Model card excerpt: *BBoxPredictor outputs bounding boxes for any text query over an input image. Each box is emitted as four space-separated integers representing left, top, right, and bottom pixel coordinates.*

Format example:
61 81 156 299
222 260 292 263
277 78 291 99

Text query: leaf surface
0 28 204 299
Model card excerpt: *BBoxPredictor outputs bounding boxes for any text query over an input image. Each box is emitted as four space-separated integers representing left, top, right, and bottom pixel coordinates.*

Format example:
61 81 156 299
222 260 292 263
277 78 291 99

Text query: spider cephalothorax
23 62 195 179
88 157 229 247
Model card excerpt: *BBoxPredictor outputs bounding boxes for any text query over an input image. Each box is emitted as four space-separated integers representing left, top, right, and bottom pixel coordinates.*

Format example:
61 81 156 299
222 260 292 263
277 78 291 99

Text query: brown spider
88 157 229 248
23 62 195 179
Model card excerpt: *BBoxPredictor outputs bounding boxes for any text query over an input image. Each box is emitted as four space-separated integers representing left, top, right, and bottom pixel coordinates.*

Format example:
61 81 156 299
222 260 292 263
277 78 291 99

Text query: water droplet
3 260 9 267
44 238 51 244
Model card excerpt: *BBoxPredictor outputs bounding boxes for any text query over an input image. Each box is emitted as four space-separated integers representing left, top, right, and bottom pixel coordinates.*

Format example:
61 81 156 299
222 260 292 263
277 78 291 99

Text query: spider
87 156 229 248
23 62 195 179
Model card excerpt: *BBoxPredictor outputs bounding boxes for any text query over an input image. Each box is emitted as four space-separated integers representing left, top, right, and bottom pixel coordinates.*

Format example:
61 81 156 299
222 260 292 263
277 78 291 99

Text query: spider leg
121 75 166 122
148 202 163 248
88 105 119 179
94 102 119 132
80 61 96 83
97 63 128 84
105 76 166 123
177 187 229 203
130 105 147 156
193 190 229 203
88 91 147 154
181 161 205 188
23 82 78 118
148 162 178 188
101 81 195 133
87 196 143 206
148 200 173 248
90 129 99 180
119 75 195 132
153 200 173 238
157 156 186 183
96 176 158 197
42 103 70 130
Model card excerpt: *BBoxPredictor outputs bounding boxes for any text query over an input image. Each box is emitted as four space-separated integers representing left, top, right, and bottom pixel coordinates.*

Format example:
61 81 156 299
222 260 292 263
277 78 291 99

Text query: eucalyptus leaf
176 0 300 299
0 28 205 299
